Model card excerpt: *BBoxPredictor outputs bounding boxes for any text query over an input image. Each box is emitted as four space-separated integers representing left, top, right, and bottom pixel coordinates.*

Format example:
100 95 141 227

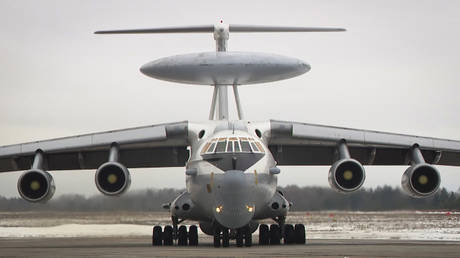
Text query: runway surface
1 237 460 258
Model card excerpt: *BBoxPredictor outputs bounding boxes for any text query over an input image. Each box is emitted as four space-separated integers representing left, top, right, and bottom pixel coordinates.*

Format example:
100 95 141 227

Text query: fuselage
183 120 278 229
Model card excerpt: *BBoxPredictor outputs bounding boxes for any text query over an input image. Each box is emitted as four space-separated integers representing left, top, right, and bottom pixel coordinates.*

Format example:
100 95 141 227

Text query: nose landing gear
213 225 252 247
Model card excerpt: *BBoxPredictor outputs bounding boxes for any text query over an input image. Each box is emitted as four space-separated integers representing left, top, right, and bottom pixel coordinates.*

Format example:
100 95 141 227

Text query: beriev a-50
1 22 459 247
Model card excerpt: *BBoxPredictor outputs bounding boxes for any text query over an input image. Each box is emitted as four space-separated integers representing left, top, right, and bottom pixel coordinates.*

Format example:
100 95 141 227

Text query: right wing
0 121 189 172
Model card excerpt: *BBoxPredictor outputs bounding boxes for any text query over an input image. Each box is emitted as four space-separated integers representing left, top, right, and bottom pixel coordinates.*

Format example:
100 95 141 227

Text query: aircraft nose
213 170 255 229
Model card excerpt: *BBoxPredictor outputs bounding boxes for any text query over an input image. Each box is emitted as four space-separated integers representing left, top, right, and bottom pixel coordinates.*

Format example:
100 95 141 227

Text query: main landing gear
257 223 305 245
152 216 199 246
258 216 306 246
151 216 305 247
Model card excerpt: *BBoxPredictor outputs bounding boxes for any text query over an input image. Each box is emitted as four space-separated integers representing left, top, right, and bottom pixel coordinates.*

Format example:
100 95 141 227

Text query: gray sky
1 0 460 198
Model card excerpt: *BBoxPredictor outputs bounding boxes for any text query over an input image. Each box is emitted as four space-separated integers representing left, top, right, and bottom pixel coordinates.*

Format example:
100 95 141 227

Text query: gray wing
269 120 460 166
0 121 189 172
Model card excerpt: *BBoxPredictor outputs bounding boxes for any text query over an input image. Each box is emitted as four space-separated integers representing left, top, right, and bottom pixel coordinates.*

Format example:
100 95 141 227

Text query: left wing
0 121 189 172
268 120 460 166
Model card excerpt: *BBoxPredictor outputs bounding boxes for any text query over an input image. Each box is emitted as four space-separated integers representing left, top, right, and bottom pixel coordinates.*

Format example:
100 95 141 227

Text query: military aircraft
1 21 459 248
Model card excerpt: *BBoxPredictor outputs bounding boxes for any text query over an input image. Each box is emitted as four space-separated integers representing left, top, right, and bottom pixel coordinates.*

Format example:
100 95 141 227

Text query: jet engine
95 143 131 196
401 145 441 198
401 163 440 198
95 161 131 196
328 158 366 193
18 169 56 203
328 141 365 193
17 150 56 203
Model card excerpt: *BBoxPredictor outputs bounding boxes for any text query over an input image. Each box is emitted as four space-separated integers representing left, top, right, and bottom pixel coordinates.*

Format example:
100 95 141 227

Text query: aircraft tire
222 228 230 247
213 227 221 248
294 224 306 244
189 225 199 246
178 225 188 246
236 228 244 247
258 224 269 245
152 226 162 246
163 225 174 246
244 226 252 247
283 224 295 244
269 224 281 245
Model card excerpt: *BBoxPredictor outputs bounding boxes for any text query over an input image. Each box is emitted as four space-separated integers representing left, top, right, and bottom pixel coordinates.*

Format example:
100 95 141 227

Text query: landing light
215 206 223 213
246 205 254 213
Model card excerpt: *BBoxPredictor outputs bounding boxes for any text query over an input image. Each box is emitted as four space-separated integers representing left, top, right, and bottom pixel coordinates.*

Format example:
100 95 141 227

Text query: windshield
201 136 264 154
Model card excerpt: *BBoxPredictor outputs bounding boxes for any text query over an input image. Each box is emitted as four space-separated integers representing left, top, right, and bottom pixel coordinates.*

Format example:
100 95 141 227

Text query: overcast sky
0 0 459 198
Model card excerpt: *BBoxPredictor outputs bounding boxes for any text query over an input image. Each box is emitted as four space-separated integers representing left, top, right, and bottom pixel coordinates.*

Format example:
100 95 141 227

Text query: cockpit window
250 142 259 152
240 140 251 152
226 141 233 152
234 140 241 152
202 136 264 154
215 140 227 153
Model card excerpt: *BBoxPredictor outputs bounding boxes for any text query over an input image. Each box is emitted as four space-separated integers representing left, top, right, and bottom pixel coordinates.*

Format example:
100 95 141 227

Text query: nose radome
213 170 255 229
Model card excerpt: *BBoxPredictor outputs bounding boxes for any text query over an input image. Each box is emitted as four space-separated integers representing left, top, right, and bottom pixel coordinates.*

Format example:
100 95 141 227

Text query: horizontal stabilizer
94 25 214 34
229 25 346 32
95 24 345 34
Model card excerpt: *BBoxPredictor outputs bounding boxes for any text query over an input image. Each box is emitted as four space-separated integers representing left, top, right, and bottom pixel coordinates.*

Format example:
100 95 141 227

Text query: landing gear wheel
283 224 295 244
152 226 162 246
213 227 221 248
178 225 188 246
163 225 174 246
189 225 199 246
258 224 269 245
236 228 244 247
269 224 281 245
244 226 252 247
222 228 230 247
294 224 306 244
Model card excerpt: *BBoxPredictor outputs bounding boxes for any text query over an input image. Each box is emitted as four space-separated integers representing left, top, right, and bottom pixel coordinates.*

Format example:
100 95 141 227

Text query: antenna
95 23 345 120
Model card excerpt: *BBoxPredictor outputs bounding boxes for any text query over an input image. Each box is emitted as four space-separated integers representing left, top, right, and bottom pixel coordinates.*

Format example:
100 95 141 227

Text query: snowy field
0 211 459 241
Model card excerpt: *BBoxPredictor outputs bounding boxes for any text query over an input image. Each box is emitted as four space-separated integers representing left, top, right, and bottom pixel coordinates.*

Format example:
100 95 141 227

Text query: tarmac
1 236 460 258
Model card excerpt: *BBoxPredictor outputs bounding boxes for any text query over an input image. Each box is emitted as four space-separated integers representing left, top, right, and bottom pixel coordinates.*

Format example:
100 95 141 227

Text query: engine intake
401 163 440 198
328 141 366 193
95 161 131 196
401 145 441 198
329 158 366 192
17 169 55 203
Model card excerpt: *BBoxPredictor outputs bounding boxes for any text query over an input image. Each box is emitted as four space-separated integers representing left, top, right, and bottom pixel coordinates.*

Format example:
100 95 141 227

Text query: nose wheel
213 225 252 247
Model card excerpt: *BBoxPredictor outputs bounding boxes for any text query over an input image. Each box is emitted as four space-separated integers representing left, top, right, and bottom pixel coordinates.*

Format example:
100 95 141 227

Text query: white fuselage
181 120 279 228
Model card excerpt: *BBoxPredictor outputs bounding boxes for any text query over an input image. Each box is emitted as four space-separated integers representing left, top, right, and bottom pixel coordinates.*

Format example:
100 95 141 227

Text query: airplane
1 21 459 248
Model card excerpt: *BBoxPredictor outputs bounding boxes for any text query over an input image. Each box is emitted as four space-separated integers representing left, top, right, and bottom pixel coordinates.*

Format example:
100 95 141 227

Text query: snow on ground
0 211 459 240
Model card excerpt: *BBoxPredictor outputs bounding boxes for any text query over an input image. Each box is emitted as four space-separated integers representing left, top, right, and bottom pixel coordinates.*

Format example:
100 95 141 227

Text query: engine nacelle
95 161 131 196
328 158 366 193
17 169 56 203
401 163 440 198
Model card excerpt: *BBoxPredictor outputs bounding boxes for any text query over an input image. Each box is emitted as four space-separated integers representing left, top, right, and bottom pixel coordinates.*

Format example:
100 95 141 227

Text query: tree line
0 186 459 212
